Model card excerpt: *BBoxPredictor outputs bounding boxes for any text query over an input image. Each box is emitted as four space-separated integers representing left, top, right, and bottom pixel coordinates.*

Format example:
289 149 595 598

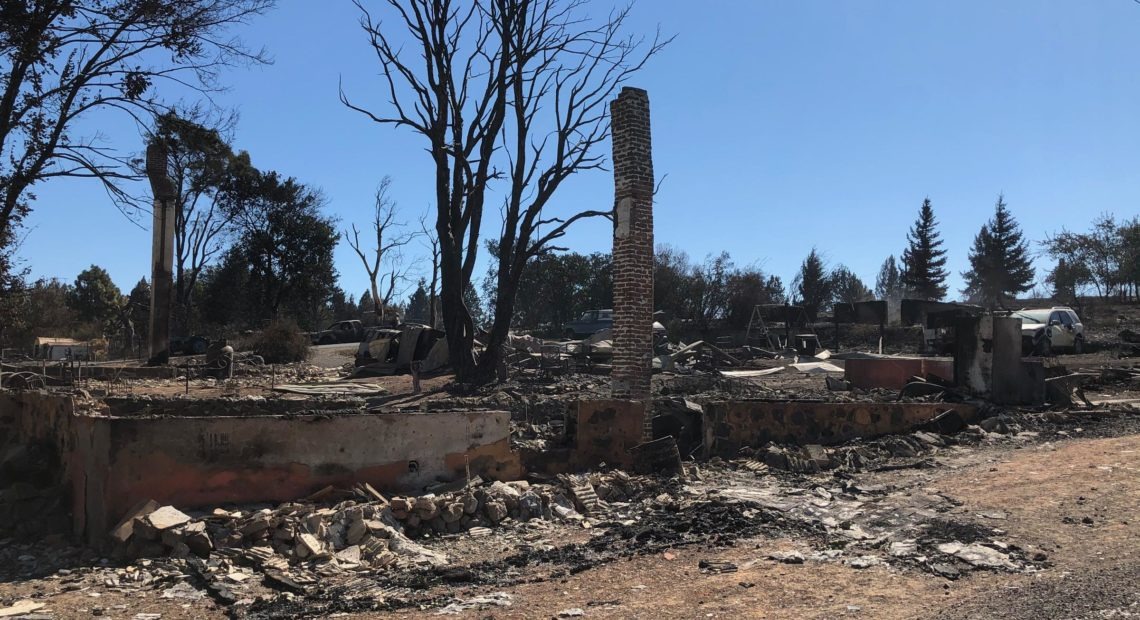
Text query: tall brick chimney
610 87 655 439
146 141 176 365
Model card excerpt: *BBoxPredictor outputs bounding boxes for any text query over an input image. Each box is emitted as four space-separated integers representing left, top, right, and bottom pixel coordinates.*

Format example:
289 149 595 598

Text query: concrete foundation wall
844 357 954 390
0 392 519 543
704 400 977 457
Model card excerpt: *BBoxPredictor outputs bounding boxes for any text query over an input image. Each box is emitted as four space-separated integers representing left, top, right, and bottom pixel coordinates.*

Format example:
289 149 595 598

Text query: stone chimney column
609 87 655 439
146 142 176 365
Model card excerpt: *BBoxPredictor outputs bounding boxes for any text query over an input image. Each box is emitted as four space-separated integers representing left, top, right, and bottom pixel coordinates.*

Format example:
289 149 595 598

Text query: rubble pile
736 407 1107 475
107 473 648 569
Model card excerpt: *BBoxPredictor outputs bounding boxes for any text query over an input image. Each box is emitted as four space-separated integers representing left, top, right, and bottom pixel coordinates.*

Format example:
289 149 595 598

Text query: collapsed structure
0 87 1137 617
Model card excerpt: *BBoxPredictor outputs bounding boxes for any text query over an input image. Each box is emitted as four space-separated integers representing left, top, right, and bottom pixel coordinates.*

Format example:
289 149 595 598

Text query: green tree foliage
900 199 949 300
483 246 612 334
653 245 695 325
793 248 832 321
725 270 786 330
2 277 78 348
406 280 431 324
874 255 903 301
235 173 337 328
359 290 375 320
464 285 487 330
1042 214 1140 300
654 246 784 330
198 171 338 330
126 278 151 345
328 288 356 322
249 319 311 364
1121 218 1140 300
1045 258 1092 304
831 265 874 305
0 245 26 345
197 248 251 330
962 195 1035 308
67 266 122 333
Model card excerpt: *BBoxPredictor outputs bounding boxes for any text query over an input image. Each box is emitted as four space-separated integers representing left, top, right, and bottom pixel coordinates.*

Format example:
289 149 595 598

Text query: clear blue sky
19 0 1140 303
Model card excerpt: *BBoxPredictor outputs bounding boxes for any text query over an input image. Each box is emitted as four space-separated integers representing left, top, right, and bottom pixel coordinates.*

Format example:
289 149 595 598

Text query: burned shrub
250 320 311 364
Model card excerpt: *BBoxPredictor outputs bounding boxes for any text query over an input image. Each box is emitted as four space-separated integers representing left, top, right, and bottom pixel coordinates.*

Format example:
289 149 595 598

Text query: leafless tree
0 0 274 247
419 214 441 328
343 0 669 381
346 177 417 323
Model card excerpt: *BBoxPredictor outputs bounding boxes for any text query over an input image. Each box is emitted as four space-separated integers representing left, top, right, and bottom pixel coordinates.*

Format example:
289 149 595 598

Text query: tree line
1 1 1137 381
784 196 1138 320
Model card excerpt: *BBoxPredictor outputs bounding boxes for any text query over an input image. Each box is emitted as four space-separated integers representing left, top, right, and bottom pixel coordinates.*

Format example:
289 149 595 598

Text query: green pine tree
405 280 430 323
793 248 832 321
874 255 903 300
901 198 950 300
962 195 1035 308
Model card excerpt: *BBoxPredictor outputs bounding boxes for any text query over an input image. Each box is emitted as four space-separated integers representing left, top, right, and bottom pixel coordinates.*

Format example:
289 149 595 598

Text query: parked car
310 320 367 345
1011 307 1085 355
562 309 615 338
561 309 668 340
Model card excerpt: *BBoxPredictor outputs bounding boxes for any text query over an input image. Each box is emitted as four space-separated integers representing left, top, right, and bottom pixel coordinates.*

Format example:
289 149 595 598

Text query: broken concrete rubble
107 470 647 567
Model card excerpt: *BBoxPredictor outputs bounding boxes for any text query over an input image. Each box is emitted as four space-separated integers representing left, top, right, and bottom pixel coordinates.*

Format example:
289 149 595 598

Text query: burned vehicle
353 323 449 375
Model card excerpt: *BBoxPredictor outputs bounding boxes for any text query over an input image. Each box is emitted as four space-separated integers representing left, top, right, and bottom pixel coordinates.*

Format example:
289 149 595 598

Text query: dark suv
562 309 614 339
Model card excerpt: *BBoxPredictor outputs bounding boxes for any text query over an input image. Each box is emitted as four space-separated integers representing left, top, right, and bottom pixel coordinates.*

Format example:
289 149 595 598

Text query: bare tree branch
0 0 275 245
345 176 418 322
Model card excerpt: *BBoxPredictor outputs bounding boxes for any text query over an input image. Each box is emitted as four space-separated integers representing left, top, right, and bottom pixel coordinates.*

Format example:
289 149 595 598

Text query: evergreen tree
126 278 151 344
874 255 903 300
831 266 873 305
962 195 1035 308
793 248 832 321
900 199 950 300
359 290 374 319
464 285 487 330
405 280 430 323
68 265 122 333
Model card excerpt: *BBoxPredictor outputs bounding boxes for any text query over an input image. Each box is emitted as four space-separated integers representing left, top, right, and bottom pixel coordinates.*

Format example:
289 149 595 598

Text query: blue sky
19 0 1140 303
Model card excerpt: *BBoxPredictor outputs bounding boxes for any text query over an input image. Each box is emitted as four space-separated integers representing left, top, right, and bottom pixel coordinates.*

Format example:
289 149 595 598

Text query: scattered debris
0 601 45 617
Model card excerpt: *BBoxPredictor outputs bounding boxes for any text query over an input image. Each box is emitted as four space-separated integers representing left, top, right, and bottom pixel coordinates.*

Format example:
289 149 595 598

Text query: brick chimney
609 87 655 439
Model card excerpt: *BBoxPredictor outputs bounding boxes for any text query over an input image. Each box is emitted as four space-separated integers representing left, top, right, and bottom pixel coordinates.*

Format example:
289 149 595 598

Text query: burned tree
343 0 668 382
0 0 274 248
346 177 415 323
